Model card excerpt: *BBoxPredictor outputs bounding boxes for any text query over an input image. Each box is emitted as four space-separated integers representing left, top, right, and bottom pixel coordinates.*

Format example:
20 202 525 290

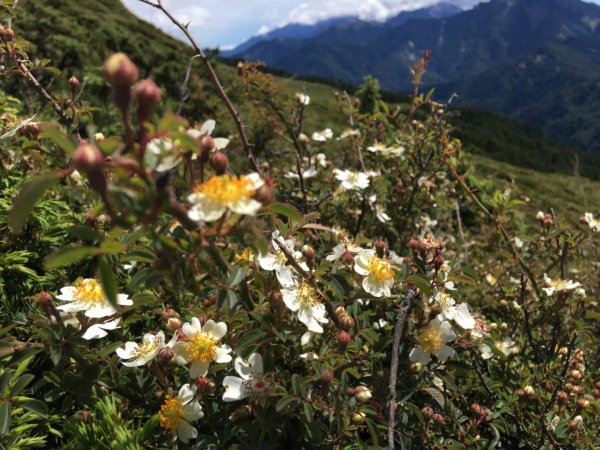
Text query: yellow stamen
368 256 393 282
194 175 255 204
186 332 217 363
74 279 105 306
418 326 444 354
159 395 184 430
296 282 318 307
132 336 162 358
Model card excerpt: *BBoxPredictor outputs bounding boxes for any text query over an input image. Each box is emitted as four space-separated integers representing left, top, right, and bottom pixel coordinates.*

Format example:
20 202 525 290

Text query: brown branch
138 0 261 176
9 48 74 130
387 289 417 450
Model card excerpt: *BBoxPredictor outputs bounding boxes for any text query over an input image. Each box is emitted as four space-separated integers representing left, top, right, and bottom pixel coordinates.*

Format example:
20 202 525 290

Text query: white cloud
123 0 211 32
286 0 463 25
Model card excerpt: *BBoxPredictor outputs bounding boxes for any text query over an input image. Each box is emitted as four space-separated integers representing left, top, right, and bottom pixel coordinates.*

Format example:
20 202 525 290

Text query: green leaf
40 126 75 155
138 414 159 443
9 174 59 233
291 374 301 396
0 372 11 394
263 203 302 222
97 257 118 307
45 246 98 270
275 396 295 413
17 398 48 418
0 401 11 435
422 387 445 407
406 275 431 296
227 267 244 288
10 374 34 396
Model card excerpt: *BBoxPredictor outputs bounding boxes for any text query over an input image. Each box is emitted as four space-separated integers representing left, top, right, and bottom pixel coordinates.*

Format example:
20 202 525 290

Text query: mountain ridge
228 0 600 151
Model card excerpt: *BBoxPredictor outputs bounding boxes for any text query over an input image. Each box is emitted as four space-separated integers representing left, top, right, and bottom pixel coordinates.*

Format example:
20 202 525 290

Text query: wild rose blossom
173 318 232 378
159 384 203 443
56 278 132 318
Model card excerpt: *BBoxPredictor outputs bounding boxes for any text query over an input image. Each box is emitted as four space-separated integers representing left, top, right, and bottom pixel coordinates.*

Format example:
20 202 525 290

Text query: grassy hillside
11 0 600 214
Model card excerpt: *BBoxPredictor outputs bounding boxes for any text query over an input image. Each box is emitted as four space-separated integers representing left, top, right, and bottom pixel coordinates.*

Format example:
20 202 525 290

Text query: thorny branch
387 289 417 450
138 0 262 176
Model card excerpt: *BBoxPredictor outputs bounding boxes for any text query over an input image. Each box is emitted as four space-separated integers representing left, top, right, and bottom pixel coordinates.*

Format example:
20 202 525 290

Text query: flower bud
68 75 80 94
38 291 52 307
354 385 372 403
421 406 434 418
515 389 525 398
576 398 589 409
341 250 355 266
209 150 228 175
346 387 355 397
375 241 387 258
134 79 161 123
592 388 600 398
336 331 351 352
103 53 139 87
569 415 583 430
340 314 355 331
523 386 535 397
433 254 444 271
167 317 183 331
158 346 175 364
595 380 600 390
73 143 104 173
470 403 487 419
569 369 582 380
318 370 333 395
409 362 423 374
351 412 366 425
572 385 584 395
199 134 215 156
564 383 574 392
432 413 445 424
334 306 346 319
557 391 569 403
4 28 14 41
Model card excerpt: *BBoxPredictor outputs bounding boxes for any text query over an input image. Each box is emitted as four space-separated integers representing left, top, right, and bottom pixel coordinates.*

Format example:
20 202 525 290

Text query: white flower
409 317 457 365
61 312 121 340
295 92 310 106
146 138 180 173
258 230 308 288
173 318 232 378
333 169 370 191
479 343 494 360
187 119 230 150
223 353 272 402
368 195 391 223
122 261 137 272
301 331 317 346
285 166 318 180
56 278 132 319
116 331 176 367
542 274 581 296
485 273 497 286
326 240 363 272
159 384 203 443
281 281 328 333
367 143 404 157
496 338 518 356
300 351 319 361
83 319 122 340
70 170 83 185
536 211 545 220
311 128 333 142
187 173 264 222
431 292 475 330
583 212 600 232
354 250 395 298
337 128 360 140
513 237 524 248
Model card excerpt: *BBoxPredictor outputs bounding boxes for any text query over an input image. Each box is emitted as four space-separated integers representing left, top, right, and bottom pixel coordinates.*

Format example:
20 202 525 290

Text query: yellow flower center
159 395 184 430
74 279 106 306
551 279 571 291
368 256 393 282
132 336 162 358
195 175 255 204
296 282 318 307
417 326 444 354
186 332 217 363
235 248 255 263
436 292 453 309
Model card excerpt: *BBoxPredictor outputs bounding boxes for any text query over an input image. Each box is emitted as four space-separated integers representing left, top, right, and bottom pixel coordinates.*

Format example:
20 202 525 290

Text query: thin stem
387 289 417 450
138 0 261 176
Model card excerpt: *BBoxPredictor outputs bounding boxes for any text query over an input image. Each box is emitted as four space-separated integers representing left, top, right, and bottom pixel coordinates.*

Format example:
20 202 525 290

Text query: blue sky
123 0 600 49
